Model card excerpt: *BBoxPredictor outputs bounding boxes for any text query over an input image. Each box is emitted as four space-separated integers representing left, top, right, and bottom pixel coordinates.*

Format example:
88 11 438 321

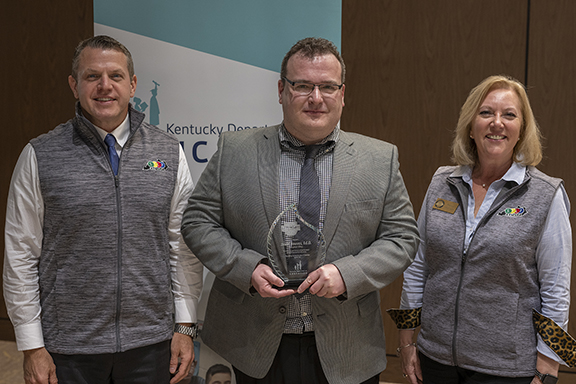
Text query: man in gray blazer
181 37 419 384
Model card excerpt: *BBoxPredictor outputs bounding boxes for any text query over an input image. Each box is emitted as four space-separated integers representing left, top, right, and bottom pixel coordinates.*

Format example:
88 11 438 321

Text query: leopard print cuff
386 307 422 329
532 309 576 367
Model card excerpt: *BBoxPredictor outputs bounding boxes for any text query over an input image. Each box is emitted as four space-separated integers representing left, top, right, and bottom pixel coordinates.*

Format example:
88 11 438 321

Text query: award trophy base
273 278 305 290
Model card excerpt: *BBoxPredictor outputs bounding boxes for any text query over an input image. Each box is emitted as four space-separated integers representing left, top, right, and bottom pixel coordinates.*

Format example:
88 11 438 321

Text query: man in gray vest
181 37 419 384
3 35 203 384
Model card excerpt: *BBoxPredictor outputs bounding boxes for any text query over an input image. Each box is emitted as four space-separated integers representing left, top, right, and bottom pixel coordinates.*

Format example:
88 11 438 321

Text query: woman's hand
398 329 423 384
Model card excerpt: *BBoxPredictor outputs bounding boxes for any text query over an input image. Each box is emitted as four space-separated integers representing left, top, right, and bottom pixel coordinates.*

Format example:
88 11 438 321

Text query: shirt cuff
538 335 567 366
533 309 576 367
174 297 199 324
14 321 44 351
386 307 422 329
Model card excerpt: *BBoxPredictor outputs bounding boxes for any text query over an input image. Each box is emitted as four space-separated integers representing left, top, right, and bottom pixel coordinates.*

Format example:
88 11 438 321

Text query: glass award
266 203 327 289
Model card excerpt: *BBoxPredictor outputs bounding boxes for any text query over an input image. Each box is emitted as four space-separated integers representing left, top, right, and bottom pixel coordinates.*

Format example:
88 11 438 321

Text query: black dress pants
50 340 171 384
419 352 533 384
234 333 380 384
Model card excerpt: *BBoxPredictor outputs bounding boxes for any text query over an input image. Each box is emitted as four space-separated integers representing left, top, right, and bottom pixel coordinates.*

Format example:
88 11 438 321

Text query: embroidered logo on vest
143 160 168 170
498 206 527 217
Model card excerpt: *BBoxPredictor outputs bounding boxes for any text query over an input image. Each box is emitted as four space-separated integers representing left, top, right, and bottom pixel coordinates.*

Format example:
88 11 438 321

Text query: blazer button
279 306 286 314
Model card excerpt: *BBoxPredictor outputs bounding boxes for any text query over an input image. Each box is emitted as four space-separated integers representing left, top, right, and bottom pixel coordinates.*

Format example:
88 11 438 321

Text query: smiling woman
452 75 543 170
470 89 522 173
391 75 572 384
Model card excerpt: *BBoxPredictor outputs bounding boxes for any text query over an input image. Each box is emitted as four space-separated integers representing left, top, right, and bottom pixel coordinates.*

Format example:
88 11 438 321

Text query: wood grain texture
527 1 576 374
342 0 528 214
0 0 93 333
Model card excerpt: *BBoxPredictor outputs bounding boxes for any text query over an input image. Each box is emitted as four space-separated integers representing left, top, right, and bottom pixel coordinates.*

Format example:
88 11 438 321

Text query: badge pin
433 198 459 214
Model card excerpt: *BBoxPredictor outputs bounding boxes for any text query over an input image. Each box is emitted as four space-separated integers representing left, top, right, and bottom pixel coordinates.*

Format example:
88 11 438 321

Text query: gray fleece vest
418 165 561 377
31 106 179 354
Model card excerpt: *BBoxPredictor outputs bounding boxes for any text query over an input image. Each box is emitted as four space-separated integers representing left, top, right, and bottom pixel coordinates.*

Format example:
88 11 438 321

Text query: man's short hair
206 363 231 383
280 37 345 84
71 35 134 80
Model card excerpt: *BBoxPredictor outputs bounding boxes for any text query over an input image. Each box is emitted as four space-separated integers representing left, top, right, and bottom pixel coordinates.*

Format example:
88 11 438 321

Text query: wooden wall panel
527 0 576 371
0 1 93 340
342 0 528 214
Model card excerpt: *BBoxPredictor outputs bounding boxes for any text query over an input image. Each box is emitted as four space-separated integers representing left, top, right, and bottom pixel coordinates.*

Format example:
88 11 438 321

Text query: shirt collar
92 113 131 148
452 162 526 185
278 122 339 150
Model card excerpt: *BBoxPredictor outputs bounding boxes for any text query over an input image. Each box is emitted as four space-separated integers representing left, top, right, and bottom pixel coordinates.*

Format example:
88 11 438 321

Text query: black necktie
298 145 322 227
104 134 119 175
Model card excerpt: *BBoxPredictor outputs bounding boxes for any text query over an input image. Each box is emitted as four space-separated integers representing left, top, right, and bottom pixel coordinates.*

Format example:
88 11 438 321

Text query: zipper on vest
448 177 525 367
461 247 468 264
114 174 123 352
452 245 470 366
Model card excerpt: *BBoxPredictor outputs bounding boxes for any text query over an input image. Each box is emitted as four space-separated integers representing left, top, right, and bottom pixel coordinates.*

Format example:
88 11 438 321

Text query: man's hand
532 352 560 384
23 347 58 384
297 264 346 298
251 263 296 298
170 332 194 384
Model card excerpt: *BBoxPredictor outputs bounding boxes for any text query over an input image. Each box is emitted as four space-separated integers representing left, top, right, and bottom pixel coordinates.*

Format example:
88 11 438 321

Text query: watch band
174 323 198 338
535 369 558 384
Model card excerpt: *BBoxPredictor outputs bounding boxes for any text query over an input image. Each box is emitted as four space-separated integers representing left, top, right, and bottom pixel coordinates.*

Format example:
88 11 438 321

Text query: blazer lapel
323 131 357 248
257 125 282 227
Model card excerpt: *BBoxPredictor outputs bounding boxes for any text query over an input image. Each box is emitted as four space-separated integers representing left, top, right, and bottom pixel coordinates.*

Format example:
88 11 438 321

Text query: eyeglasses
283 77 343 96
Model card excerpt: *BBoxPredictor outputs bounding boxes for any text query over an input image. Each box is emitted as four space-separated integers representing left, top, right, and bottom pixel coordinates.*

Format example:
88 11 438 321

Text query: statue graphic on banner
133 97 148 113
132 80 160 126
150 80 160 126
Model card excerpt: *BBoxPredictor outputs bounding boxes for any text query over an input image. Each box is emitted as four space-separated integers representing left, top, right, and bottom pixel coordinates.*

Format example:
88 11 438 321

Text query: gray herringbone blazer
181 125 419 384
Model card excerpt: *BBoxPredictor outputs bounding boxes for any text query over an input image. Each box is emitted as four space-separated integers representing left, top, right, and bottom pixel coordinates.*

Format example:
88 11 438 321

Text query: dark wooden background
0 1 93 339
1 0 575 381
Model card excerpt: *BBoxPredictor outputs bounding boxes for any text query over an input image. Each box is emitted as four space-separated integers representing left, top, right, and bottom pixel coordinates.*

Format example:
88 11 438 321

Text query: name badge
433 198 459 214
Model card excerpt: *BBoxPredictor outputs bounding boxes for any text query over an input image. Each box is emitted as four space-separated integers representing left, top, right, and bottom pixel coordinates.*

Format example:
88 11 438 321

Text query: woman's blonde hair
452 75 542 166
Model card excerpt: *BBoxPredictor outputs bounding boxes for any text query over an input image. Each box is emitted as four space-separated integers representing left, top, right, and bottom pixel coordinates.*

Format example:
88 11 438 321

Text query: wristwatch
174 323 198 339
535 369 558 384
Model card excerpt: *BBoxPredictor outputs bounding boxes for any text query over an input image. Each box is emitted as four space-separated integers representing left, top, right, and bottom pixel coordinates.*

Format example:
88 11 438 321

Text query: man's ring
403 373 408 378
